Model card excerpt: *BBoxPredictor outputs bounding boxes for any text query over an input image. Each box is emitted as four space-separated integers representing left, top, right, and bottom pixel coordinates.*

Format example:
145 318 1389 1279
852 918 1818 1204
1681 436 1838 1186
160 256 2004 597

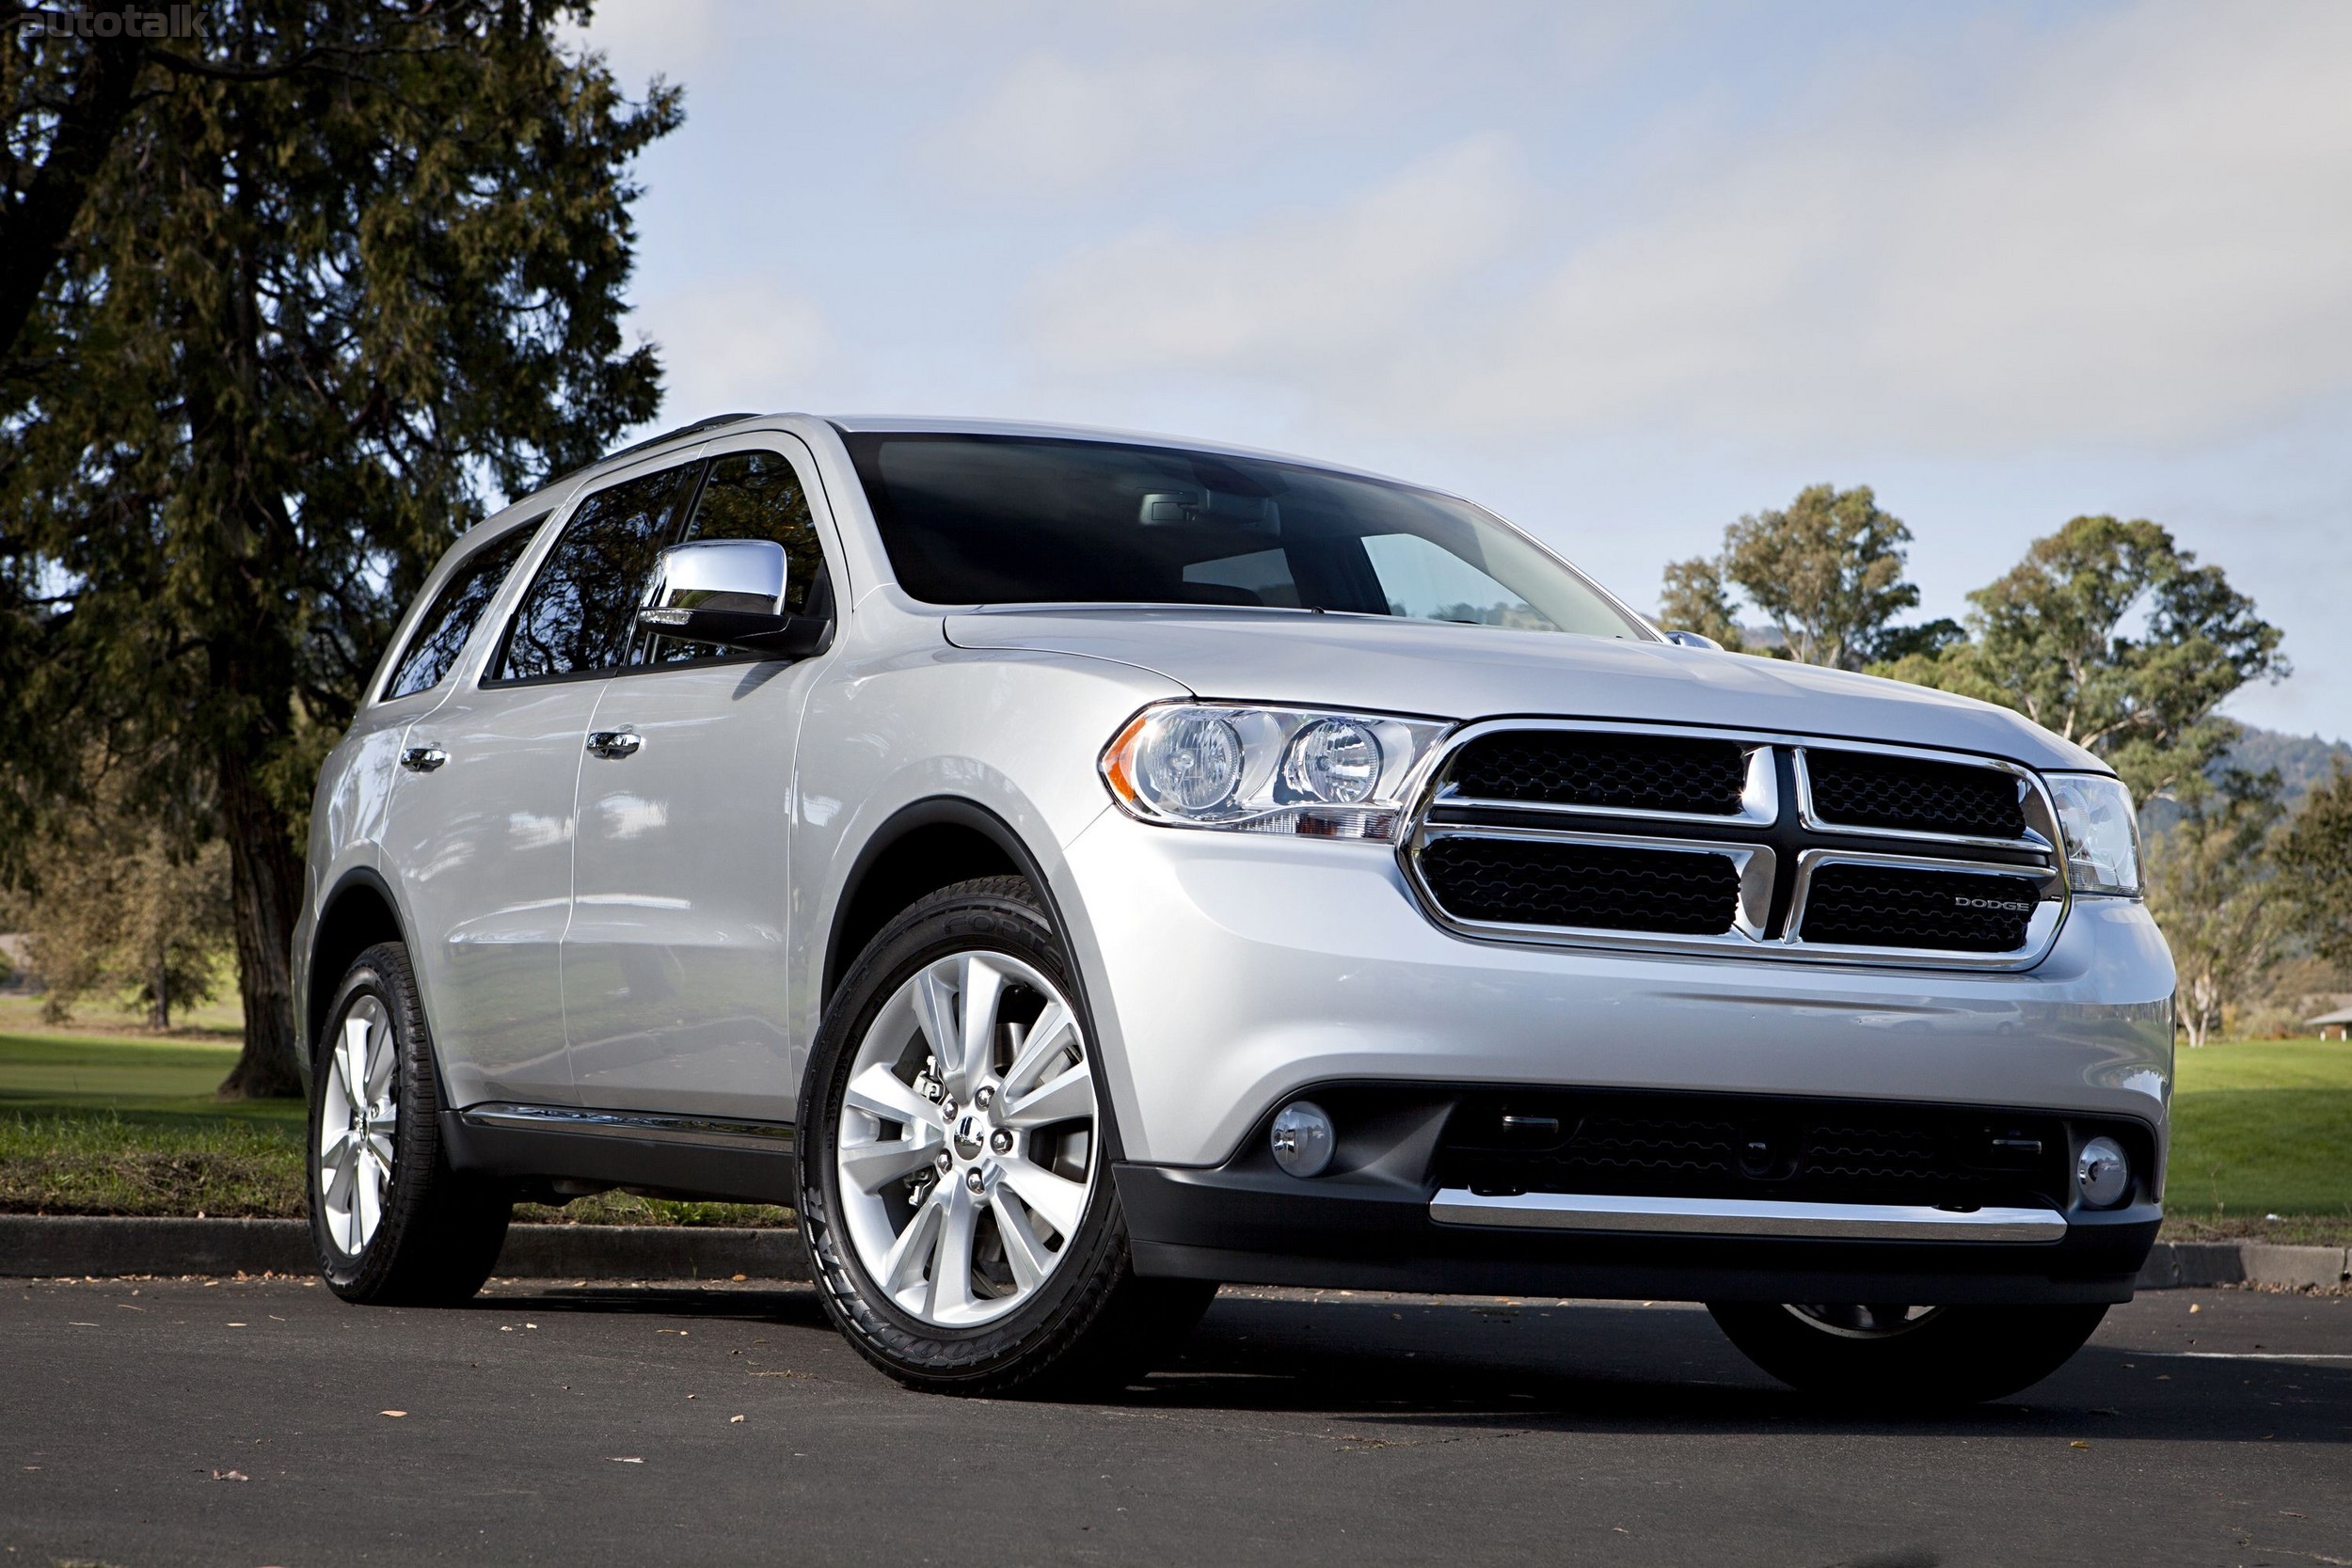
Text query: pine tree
2 2 678 1093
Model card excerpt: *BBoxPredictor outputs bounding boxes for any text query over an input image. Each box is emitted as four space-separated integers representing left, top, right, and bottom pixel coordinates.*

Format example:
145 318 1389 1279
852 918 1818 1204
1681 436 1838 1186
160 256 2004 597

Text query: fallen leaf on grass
379 1410 406 1418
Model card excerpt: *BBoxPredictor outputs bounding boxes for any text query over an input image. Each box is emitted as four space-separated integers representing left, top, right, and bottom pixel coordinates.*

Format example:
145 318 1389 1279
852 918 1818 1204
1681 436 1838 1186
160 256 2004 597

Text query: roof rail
595 410 765 467
528 411 766 501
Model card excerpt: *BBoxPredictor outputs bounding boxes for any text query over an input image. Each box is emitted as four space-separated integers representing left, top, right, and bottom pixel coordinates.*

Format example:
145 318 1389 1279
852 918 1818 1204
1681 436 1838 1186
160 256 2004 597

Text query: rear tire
1708 1299 2108 1406
798 877 1214 1396
308 942 511 1305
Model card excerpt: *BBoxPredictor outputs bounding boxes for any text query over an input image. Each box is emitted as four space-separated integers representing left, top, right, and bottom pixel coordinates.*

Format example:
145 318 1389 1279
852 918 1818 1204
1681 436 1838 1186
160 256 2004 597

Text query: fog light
1270 1101 1335 1178
2074 1136 2130 1209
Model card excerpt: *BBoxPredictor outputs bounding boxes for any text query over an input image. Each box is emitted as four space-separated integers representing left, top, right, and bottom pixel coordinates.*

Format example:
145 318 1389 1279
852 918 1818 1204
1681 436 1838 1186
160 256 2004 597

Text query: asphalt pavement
4 1275 2347 1566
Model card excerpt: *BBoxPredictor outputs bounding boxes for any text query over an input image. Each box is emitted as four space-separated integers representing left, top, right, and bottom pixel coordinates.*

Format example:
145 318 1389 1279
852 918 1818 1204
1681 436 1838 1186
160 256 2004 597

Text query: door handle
585 728 643 760
399 745 448 773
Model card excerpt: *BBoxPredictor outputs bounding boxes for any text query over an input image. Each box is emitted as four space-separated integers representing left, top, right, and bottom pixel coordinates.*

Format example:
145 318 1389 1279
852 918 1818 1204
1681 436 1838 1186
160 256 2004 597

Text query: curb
0 1216 809 1282
3 1217 2344 1292
2136 1239 2352 1292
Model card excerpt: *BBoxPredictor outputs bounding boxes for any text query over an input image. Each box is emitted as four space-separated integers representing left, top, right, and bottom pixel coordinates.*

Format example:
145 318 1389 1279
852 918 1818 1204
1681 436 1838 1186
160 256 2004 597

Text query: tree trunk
216 746 304 1098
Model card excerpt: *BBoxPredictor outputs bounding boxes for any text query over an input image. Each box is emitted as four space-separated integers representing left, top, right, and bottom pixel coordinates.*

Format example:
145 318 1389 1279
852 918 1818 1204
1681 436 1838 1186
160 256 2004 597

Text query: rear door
383 460 698 1109
561 440 839 1120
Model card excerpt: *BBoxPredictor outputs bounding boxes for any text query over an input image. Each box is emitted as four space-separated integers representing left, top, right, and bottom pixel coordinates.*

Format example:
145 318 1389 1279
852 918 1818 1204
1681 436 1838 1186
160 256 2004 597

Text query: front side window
846 433 1645 640
382 518 543 700
644 450 828 665
498 467 693 682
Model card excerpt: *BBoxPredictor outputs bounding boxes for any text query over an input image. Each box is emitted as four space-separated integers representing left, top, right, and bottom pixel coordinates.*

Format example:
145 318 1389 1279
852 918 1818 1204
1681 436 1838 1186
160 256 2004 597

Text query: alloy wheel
834 950 1098 1328
318 994 399 1257
1783 1303 1944 1338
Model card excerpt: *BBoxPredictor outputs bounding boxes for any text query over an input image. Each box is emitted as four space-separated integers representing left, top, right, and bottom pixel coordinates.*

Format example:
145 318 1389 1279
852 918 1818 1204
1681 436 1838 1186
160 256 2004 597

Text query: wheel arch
821 796 1065 1006
305 866 409 1071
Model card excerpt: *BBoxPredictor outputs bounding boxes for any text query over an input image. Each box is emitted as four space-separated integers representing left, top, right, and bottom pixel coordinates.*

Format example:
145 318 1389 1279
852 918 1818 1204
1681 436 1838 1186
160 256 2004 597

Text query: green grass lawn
2166 1038 2352 1242
0 1028 788 1227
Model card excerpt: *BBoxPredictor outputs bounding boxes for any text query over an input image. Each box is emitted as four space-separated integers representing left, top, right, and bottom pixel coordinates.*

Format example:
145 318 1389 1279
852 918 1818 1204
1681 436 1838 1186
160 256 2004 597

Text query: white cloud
631 278 830 420
1027 135 1525 372
923 44 1363 197
1022 0 2352 452
564 0 728 82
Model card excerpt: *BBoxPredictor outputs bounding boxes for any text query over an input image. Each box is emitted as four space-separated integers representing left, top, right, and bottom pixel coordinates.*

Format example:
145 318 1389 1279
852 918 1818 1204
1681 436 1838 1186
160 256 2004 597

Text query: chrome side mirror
1662 629 1724 651
635 538 830 659
644 539 787 616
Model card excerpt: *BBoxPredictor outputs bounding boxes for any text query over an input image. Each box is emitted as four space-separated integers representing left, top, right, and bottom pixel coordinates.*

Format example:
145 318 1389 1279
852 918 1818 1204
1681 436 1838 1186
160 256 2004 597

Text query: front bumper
1119 1163 2159 1305
1059 814 2175 1171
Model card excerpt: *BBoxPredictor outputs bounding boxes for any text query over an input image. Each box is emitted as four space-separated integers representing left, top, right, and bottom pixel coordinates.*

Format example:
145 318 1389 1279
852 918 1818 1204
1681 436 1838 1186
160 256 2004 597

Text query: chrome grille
1404 722 2068 969
1802 748 2026 840
1447 731 1747 816
1796 862 2043 952
1418 837 1741 936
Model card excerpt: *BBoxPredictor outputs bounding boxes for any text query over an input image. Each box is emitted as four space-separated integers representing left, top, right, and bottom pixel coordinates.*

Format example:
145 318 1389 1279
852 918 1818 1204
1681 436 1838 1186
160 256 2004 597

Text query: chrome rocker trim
460 1102 796 1155
1427 1189 2070 1243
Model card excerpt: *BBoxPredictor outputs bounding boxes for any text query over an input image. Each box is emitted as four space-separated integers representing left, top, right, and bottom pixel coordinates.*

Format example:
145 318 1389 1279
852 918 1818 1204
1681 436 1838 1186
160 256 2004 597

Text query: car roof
819 415 1417 488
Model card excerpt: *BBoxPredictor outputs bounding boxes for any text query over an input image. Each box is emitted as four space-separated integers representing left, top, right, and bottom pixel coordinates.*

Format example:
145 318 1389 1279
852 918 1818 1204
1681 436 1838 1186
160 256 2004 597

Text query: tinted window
846 434 1643 639
498 467 692 681
382 519 542 700
644 450 828 665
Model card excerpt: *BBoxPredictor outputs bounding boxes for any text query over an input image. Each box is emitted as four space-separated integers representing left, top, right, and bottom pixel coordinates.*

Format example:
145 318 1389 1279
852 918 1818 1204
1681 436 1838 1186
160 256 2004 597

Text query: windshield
845 433 1649 640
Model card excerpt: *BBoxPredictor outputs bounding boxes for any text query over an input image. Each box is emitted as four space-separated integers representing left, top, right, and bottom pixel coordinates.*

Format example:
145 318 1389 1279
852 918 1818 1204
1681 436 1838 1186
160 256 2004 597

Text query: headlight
1101 702 1452 839
2046 772 2141 895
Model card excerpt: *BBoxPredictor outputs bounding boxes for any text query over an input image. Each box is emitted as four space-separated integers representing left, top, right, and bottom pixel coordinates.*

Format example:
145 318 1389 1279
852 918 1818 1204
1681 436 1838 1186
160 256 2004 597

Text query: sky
571 0 2352 745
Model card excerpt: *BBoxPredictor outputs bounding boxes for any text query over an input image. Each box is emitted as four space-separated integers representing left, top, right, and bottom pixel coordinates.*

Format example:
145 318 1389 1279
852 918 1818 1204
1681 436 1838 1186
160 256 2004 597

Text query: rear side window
644 450 828 665
497 467 694 682
381 519 543 701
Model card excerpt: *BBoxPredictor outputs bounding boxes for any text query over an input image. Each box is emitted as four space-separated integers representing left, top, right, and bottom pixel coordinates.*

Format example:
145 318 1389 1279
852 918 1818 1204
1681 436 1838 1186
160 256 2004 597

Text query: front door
386 458 699 1109
562 443 837 1121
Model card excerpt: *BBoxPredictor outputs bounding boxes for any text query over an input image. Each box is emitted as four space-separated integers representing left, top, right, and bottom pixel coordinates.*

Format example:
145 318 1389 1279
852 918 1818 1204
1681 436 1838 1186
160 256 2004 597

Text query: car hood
944 608 2105 772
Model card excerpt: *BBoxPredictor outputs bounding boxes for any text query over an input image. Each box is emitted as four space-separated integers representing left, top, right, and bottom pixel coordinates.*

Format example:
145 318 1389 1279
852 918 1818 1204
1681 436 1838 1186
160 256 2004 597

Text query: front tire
1708 1299 2109 1406
308 942 511 1304
798 877 1213 1396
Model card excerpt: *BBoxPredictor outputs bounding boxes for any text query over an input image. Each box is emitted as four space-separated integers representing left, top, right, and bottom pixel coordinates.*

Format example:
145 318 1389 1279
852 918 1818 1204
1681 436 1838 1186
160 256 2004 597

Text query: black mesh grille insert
1419 837 1739 935
1433 1089 2078 1209
1804 750 2026 839
1800 863 2042 952
1448 732 1747 816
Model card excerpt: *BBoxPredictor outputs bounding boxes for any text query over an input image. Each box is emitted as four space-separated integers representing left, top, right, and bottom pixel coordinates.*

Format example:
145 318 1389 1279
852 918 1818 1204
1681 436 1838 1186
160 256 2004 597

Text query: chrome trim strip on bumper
1428 1188 2070 1243
461 1102 796 1154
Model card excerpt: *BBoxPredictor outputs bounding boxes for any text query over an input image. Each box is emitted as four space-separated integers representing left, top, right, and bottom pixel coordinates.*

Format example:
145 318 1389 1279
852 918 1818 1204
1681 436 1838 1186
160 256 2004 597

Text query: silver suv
296 416 2170 1404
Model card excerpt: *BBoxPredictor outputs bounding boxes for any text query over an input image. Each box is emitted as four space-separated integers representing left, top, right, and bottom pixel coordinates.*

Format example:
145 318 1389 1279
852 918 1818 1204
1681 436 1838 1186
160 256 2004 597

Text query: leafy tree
1660 484 1938 668
1884 517 2284 799
1 2 678 1094
2143 769 2288 1047
2 2 149 378
1656 556 1744 650
2271 764 2352 970
24 771 232 1029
